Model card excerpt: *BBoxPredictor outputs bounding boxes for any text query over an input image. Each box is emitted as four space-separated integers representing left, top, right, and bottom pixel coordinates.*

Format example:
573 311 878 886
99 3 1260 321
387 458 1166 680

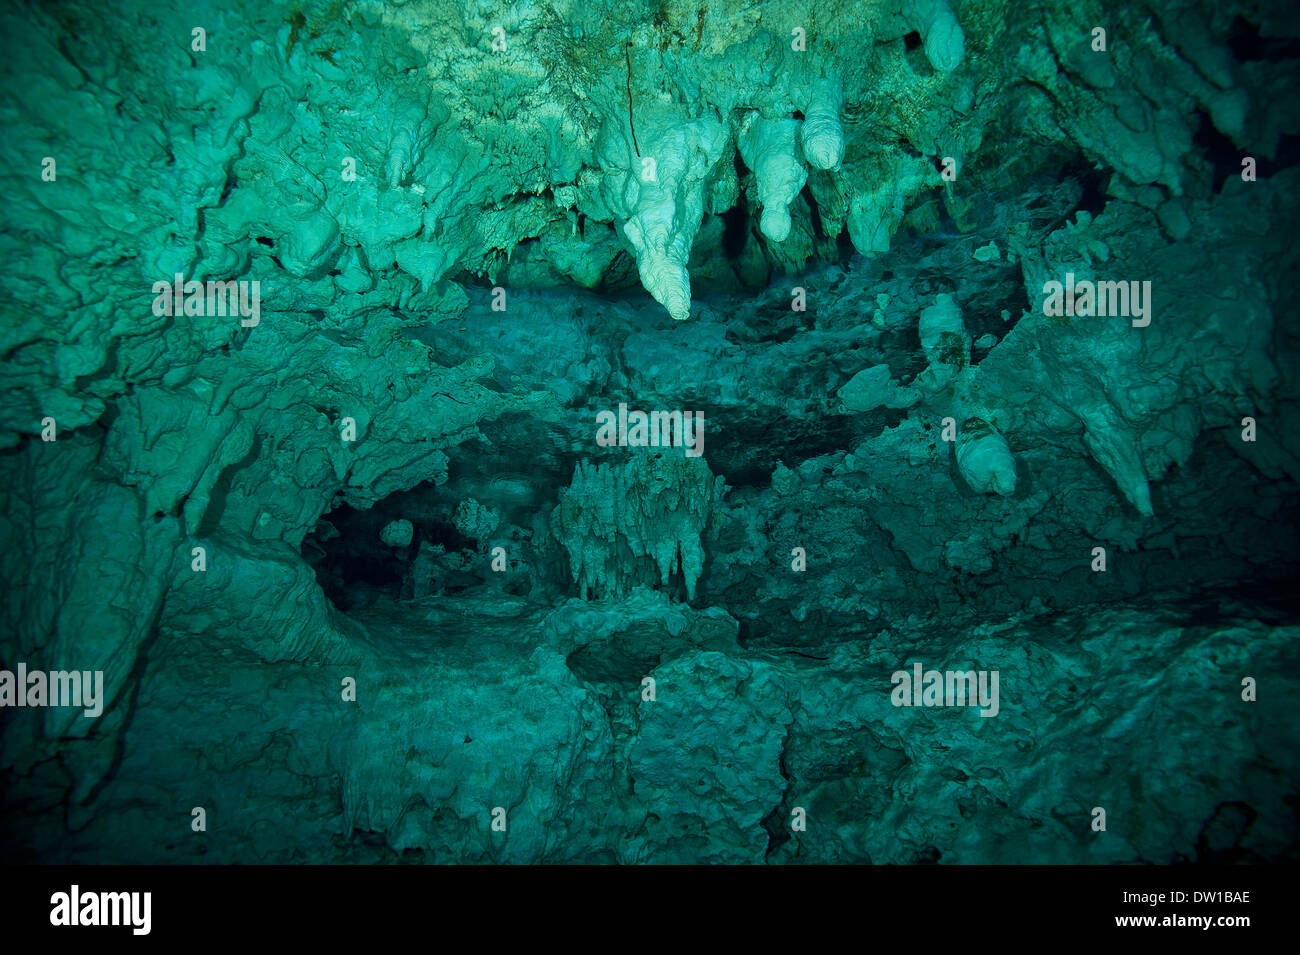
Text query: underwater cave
1 0 1299 880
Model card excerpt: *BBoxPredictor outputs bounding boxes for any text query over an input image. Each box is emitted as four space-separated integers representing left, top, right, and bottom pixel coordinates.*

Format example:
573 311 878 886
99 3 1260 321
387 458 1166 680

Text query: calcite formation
956 418 1018 496
739 113 808 243
552 451 725 600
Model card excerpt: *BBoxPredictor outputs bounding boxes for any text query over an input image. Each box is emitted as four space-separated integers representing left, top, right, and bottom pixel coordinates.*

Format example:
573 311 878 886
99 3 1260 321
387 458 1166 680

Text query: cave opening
305 488 484 611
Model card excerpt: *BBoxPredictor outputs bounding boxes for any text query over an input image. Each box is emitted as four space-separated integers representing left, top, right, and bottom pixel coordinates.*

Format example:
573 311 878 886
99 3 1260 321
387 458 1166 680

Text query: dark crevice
76 607 168 814
801 182 826 239
721 203 749 258
1194 108 1245 193
1228 15 1300 63
625 41 641 157
1073 163 1108 218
